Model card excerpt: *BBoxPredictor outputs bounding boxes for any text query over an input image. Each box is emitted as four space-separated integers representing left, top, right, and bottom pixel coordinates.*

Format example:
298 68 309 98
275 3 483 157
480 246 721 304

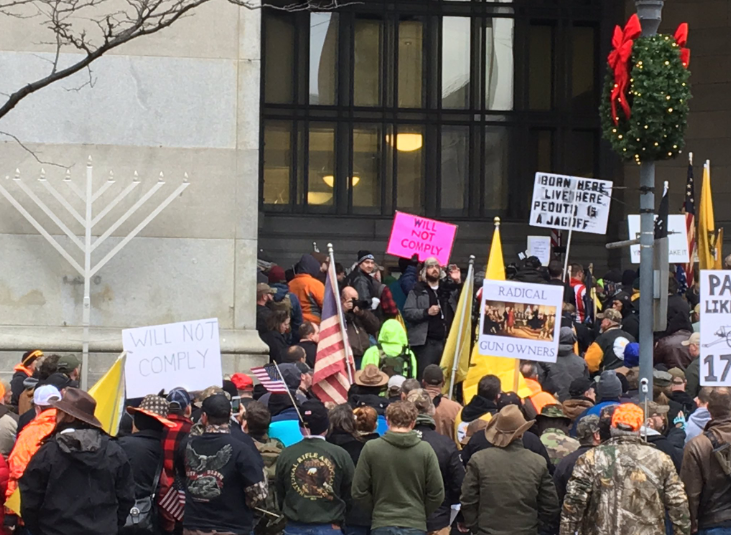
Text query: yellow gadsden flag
698 161 721 270
88 352 127 436
463 219 531 404
439 261 475 396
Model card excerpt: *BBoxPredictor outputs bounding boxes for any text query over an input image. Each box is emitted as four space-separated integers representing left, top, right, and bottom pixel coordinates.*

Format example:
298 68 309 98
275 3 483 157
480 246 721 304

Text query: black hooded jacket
118 429 164 499
20 428 135 535
461 396 499 423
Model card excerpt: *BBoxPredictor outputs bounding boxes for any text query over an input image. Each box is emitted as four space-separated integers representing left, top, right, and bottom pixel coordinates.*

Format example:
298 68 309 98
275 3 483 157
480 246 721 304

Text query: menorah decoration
0 157 190 388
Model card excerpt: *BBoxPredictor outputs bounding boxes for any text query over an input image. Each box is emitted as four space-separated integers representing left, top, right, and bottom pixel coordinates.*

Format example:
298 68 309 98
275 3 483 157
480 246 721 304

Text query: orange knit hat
611 403 644 432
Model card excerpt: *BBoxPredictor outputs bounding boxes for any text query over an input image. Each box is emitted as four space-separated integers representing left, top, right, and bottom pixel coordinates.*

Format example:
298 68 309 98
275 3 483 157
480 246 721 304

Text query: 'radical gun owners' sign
529 172 613 235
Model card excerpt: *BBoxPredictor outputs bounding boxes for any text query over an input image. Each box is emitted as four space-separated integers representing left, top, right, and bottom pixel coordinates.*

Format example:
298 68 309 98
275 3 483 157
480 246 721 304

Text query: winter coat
461 440 559 535
524 378 558 415
548 278 575 305
403 281 459 348
415 416 465 531
669 390 697 418
345 309 380 359
515 266 546 285
454 396 499 446
298 340 318 368
643 427 684 473
540 345 589 402
345 267 380 305
272 282 304 344
288 255 325 324
7 408 56 499
9 365 31 408
399 264 418 298
461 428 554 475
0 454 8 527
541 428 579 466
327 430 379 528
424 385 462 443
260 329 290 364
118 429 164 499
654 329 694 370
553 444 592 503
686 357 701 399
562 398 594 424
352 430 444 531
19 428 135 535
621 313 640 341
560 435 690 535
584 327 636 374
681 418 731 532
666 294 692 334
685 406 711 445
361 319 417 378
0 406 18 459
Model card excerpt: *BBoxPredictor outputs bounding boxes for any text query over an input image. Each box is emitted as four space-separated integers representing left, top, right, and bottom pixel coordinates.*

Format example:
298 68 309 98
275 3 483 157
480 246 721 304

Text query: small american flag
550 229 562 259
312 252 355 404
682 156 697 286
159 484 185 522
251 365 288 394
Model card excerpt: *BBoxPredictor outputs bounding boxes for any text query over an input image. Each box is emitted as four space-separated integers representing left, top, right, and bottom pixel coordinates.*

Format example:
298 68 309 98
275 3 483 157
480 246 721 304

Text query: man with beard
404 258 460 379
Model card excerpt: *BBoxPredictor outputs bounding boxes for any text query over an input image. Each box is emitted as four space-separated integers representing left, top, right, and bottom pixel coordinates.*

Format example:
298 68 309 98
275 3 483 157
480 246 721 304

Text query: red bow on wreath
675 23 691 68
608 14 642 125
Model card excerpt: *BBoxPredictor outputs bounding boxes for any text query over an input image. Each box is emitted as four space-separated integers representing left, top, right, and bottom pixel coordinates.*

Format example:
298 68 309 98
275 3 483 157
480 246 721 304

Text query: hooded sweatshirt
352 430 445 530
685 407 712 445
19 428 135 535
289 255 325 324
361 319 418 378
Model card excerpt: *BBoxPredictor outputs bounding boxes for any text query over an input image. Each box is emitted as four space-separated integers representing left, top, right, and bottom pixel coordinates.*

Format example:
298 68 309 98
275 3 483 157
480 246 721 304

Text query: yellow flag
698 162 717 270
440 262 475 395
6 488 20 516
463 219 531 404
88 352 126 436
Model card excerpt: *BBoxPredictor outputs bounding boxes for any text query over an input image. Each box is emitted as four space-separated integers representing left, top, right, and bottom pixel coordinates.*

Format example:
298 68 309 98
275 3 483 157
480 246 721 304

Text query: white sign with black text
477 280 563 363
700 271 731 386
527 236 552 266
529 172 613 235
123 318 222 398
627 215 689 264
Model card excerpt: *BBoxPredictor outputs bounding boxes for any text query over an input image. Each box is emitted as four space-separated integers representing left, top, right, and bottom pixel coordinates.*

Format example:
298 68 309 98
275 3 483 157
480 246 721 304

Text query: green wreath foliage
600 34 691 164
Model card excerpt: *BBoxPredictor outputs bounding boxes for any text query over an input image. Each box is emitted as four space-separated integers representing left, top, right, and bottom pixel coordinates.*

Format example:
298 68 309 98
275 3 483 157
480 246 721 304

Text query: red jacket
0 454 8 530
569 279 587 322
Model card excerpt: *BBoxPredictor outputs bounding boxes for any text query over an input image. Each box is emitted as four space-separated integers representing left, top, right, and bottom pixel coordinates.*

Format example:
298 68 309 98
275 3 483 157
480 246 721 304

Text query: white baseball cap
34 385 61 407
388 375 406 391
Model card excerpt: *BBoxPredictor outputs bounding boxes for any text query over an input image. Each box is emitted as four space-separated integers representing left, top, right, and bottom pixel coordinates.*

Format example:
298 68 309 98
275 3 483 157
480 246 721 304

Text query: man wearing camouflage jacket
560 403 690 535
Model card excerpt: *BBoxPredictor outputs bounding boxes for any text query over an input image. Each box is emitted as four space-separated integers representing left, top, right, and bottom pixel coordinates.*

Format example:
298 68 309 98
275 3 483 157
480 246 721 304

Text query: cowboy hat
354 364 389 388
484 404 535 448
127 394 176 428
51 387 103 429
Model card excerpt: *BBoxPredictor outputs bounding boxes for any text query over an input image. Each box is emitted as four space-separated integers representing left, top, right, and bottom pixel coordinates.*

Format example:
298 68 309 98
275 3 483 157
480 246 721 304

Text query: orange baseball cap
611 403 645 432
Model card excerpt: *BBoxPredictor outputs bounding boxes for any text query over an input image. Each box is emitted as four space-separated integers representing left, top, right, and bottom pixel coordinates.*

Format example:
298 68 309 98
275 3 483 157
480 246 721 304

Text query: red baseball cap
231 373 254 391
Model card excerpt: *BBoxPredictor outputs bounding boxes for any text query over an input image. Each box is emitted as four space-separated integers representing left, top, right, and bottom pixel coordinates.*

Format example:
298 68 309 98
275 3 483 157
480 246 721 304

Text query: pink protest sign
386 211 457 266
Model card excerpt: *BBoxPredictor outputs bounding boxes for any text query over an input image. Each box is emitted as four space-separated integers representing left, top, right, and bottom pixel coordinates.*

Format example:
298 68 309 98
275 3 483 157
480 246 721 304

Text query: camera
351 298 370 310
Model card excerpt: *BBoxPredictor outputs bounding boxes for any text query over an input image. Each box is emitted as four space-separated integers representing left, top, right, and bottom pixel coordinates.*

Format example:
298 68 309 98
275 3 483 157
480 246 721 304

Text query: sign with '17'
123 318 222 398
700 271 731 386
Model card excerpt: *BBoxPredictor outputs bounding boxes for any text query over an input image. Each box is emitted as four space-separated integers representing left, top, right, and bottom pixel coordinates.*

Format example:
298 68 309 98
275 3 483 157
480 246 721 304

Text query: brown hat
354 364 389 388
256 283 276 296
597 308 622 323
484 405 535 448
127 394 176 428
51 387 103 429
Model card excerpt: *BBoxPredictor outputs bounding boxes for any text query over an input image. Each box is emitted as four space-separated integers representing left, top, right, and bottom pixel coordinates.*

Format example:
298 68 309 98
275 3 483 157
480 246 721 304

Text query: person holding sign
403 258 460 379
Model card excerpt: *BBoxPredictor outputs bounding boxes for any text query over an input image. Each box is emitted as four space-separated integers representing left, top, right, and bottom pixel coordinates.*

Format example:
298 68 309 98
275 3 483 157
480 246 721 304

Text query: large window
260 0 602 220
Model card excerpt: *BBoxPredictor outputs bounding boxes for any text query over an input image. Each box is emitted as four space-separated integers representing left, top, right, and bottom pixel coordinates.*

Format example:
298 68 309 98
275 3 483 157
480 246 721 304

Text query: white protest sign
527 236 552 266
477 280 563 363
529 172 613 235
700 271 731 386
123 318 222 398
627 215 689 264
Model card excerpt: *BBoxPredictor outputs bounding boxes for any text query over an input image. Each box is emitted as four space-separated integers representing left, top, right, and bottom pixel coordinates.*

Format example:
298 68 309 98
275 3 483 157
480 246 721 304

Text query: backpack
125 457 163 532
377 342 411 377
704 430 731 477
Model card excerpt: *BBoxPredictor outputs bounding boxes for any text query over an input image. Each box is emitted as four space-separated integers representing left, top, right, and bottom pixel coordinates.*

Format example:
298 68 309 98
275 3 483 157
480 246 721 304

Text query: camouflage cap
576 415 600 442
646 401 670 417
537 404 570 420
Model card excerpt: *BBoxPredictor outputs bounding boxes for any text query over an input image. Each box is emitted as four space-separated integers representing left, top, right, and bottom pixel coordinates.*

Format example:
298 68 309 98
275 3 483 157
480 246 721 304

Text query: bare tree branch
0 131 66 167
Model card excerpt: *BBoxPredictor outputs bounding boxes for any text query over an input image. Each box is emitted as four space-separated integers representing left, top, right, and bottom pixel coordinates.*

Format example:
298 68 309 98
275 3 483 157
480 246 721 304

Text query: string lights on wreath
599 14 692 164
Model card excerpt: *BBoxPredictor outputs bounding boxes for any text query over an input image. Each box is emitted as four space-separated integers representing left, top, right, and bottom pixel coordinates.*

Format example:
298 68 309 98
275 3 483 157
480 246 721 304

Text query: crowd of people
0 250 724 535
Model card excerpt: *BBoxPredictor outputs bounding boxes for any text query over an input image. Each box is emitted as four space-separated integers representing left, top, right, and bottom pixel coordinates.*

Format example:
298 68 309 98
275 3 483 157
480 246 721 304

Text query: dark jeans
413 339 445 379
371 528 426 535
699 528 731 535
284 522 343 535
343 526 370 535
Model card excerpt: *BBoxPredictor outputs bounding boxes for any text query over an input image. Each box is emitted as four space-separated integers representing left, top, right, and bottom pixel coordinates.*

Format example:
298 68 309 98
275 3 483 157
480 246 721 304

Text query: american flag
675 264 688 295
312 253 355 404
550 229 562 259
251 365 288 394
681 156 697 286
159 483 185 521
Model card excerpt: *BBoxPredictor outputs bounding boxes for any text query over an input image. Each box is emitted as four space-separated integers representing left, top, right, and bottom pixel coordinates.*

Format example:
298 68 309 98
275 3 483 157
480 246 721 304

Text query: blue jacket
399 264 418 297
571 400 620 437
272 283 303 344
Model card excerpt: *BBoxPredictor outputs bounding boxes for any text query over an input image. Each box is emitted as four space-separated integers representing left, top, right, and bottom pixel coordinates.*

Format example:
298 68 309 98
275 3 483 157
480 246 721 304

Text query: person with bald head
341 286 379 369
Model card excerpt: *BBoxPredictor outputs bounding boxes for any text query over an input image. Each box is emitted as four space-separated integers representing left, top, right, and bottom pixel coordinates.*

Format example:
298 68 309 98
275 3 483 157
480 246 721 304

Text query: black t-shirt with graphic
274 437 355 525
181 432 265 534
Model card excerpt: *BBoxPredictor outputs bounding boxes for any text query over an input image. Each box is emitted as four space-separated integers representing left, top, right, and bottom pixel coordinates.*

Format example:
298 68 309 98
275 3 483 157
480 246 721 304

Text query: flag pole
328 243 354 384
449 255 474 400
270 360 306 427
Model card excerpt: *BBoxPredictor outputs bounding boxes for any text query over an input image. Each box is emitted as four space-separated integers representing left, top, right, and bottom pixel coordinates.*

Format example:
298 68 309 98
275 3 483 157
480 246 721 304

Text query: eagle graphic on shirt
185 443 233 501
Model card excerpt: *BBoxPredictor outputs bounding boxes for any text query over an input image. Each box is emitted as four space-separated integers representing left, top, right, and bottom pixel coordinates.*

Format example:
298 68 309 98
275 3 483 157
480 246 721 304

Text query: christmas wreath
600 14 692 164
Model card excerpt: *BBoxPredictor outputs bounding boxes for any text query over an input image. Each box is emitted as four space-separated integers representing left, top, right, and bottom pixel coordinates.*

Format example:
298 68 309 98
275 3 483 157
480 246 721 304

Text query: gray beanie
597 370 622 401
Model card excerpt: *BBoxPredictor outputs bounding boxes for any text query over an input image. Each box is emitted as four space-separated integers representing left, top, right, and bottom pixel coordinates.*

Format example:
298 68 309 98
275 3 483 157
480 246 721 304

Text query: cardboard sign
527 236 552 266
529 172 613 235
700 271 731 386
386 211 457 266
477 280 563 363
123 318 222 398
627 215 689 264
